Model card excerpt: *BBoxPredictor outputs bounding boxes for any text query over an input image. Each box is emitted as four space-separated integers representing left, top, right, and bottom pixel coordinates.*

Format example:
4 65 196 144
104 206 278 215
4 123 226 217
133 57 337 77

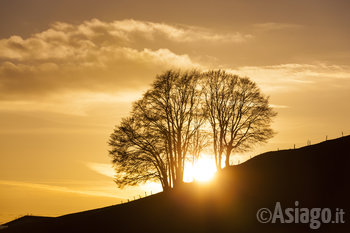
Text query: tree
109 70 205 190
202 70 276 169
109 113 171 191
109 69 276 190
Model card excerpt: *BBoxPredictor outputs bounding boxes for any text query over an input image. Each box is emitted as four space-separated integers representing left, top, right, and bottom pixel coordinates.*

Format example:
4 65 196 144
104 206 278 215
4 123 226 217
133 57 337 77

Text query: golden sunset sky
1 0 350 223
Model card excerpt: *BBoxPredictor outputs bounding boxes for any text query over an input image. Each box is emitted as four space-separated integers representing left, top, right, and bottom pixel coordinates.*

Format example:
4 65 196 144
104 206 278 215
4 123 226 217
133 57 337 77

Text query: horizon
1 0 350 224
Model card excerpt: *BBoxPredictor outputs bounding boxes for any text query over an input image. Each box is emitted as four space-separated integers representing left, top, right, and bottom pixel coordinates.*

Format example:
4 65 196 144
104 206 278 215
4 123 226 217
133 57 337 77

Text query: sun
183 156 217 183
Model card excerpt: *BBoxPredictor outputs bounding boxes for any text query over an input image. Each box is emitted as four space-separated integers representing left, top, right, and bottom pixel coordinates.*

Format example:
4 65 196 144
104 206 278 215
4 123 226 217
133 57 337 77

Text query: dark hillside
2 136 349 233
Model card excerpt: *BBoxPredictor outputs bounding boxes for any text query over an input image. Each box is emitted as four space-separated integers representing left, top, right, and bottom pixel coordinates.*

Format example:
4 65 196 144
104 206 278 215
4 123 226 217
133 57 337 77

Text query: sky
1 0 350 223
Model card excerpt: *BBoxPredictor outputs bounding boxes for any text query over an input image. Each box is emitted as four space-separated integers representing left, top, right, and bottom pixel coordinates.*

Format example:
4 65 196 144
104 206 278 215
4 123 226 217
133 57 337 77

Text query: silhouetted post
342 131 344 137
294 144 296 149
326 135 328 141
307 139 311 146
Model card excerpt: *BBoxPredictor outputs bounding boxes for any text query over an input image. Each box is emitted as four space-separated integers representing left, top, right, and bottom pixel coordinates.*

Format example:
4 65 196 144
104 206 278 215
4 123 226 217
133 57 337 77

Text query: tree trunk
225 146 233 167
225 154 230 167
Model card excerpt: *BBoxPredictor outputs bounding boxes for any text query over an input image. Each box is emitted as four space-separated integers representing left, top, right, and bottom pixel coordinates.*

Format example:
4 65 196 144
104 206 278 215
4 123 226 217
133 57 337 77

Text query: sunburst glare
183 156 217 183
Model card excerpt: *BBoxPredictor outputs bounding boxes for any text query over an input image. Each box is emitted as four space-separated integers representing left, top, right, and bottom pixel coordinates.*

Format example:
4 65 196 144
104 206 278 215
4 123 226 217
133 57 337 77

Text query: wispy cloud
106 19 252 43
253 22 303 31
85 162 116 178
85 162 163 193
227 63 350 93
269 104 289 109
0 178 162 201
0 180 121 199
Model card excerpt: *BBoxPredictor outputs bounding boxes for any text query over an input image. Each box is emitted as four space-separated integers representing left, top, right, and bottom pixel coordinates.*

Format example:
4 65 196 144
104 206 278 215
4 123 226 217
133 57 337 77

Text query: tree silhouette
109 115 171 190
109 70 205 189
109 69 276 190
202 70 276 169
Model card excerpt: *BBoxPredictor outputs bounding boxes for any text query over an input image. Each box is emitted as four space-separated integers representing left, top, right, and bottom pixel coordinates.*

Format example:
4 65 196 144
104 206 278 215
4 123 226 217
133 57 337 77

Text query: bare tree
109 113 171 191
109 69 276 190
141 70 204 186
109 70 205 190
202 70 276 169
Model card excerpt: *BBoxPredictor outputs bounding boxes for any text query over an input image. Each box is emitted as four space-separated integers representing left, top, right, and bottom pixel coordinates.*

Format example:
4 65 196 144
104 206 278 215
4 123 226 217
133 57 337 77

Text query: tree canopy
202 70 276 169
109 69 276 190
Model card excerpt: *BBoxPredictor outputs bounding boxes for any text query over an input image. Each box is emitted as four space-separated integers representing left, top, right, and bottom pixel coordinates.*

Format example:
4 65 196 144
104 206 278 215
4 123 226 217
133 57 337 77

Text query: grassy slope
2 136 350 233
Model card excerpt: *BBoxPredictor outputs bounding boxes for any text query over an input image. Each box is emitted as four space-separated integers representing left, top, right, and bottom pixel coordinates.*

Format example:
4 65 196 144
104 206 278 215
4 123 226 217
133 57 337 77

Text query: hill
1 136 349 233
0 216 53 229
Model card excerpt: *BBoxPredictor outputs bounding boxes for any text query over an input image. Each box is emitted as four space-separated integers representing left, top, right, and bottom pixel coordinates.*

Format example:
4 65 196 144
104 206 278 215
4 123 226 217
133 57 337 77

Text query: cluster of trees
109 70 276 191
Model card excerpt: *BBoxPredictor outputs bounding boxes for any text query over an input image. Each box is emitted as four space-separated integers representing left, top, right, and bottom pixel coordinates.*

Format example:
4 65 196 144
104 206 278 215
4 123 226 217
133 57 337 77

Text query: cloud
269 104 289 109
85 162 163 193
0 178 162 201
2 19 243 100
253 22 303 31
107 19 252 43
85 162 116 178
0 180 120 199
1 18 349 115
0 47 199 100
227 63 350 93
2 18 253 111
0 18 250 62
